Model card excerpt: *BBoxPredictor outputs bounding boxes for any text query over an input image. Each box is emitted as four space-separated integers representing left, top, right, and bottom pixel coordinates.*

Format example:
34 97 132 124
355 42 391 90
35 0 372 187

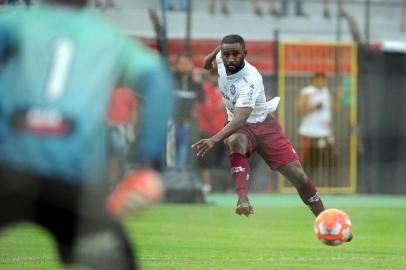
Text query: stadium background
106 0 406 196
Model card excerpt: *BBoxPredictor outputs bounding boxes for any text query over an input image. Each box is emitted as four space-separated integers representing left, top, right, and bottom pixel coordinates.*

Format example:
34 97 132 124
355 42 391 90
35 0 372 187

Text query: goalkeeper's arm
130 64 174 170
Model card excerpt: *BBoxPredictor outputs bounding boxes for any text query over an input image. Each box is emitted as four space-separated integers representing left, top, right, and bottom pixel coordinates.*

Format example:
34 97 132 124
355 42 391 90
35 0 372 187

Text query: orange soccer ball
314 209 352 246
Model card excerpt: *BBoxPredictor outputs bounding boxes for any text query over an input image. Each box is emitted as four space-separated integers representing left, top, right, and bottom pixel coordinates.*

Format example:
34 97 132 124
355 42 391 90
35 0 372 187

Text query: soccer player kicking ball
192 34 325 219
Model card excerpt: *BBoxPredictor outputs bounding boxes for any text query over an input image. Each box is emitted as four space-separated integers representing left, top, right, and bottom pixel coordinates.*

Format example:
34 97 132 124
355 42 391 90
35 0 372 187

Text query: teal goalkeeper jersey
0 5 173 184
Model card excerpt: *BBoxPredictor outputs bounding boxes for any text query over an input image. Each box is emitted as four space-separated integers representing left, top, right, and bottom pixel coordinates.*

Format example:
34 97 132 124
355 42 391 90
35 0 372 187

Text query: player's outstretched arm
202 44 221 70
211 106 252 144
191 106 252 157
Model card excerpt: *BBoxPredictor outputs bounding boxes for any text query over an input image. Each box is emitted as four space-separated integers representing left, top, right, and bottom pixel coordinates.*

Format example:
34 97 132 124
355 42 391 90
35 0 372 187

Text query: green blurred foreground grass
0 194 405 270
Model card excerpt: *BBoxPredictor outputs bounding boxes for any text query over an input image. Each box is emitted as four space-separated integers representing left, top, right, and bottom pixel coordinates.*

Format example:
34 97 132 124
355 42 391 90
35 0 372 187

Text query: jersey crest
230 84 236 95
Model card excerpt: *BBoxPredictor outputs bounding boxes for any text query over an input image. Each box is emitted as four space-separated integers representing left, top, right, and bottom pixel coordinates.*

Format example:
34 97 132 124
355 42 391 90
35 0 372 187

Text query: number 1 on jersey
45 38 75 101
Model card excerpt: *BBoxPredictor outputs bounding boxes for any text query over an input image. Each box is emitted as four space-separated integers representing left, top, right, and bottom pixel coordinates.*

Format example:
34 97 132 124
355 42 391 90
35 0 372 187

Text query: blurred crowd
169 54 228 193
0 0 114 8
0 0 30 6
165 0 345 20
1 0 344 20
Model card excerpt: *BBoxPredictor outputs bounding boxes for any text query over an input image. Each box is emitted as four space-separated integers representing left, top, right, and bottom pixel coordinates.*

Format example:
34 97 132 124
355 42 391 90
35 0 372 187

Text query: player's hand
107 168 164 218
191 138 216 157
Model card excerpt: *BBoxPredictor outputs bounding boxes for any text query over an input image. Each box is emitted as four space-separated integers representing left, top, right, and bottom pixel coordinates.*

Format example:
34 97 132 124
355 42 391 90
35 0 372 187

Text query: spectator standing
107 85 138 184
279 0 307 17
164 0 188 11
322 0 330 19
295 72 333 174
252 0 279 17
322 0 345 19
95 0 114 9
0 0 18 5
196 68 227 193
209 0 230 15
402 0 406 32
173 55 204 168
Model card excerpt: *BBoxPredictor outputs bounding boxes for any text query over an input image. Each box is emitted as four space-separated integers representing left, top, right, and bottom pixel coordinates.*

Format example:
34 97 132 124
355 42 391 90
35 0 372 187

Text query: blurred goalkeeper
0 0 173 269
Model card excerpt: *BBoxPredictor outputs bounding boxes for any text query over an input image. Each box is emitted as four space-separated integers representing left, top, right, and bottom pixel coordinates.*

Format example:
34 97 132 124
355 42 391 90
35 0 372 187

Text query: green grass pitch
0 194 405 270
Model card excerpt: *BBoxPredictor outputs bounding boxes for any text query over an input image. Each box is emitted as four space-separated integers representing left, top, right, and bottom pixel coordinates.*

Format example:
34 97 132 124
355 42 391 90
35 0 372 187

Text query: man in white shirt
191 34 325 218
296 72 333 172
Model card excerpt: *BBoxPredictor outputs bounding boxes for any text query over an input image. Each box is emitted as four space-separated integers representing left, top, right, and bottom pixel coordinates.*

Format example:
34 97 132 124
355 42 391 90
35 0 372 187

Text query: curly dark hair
221 34 245 50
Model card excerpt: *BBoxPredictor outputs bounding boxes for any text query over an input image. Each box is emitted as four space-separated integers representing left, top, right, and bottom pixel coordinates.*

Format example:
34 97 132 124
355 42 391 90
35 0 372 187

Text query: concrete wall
94 0 406 43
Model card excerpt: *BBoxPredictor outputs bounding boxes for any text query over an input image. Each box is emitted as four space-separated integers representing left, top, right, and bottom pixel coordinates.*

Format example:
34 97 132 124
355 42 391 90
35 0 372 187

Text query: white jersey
298 85 332 138
216 52 268 123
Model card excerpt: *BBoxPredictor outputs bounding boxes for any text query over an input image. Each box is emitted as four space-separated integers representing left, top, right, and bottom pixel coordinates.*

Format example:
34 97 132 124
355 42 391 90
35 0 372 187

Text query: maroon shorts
237 113 298 170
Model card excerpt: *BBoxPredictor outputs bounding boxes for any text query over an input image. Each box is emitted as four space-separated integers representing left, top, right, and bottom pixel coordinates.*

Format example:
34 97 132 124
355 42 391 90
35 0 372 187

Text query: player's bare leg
226 133 253 216
277 160 325 217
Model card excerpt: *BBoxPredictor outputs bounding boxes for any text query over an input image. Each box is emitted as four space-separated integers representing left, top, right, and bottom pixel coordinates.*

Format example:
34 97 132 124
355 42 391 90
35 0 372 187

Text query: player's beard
225 58 245 75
